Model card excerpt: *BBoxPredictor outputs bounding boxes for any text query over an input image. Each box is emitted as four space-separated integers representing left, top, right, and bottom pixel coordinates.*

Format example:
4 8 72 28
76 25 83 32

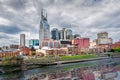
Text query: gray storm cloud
0 0 120 46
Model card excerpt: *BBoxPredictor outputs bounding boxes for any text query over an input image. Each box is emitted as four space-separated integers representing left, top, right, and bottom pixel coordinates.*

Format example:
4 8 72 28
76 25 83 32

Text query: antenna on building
46 11 47 21
41 8 43 19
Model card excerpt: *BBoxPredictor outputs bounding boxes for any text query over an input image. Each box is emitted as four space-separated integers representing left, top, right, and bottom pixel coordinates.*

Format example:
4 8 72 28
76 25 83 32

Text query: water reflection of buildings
101 72 118 80
2 60 120 80
24 64 120 80
25 69 95 80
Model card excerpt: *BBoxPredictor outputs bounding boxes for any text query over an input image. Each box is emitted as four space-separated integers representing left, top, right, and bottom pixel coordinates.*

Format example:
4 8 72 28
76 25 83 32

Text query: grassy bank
24 54 98 63
0 54 101 65
0 56 23 67
60 54 98 61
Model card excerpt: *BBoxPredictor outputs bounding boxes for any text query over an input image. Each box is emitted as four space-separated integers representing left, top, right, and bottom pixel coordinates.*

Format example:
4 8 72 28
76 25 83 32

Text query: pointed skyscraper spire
46 10 47 21
39 8 50 49
41 8 43 19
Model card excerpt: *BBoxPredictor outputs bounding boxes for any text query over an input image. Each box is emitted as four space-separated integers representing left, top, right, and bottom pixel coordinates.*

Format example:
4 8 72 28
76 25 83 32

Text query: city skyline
0 0 120 46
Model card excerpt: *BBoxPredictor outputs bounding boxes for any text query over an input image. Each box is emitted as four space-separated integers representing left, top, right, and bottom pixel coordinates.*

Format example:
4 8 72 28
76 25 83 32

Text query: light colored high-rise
20 34 25 47
97 32 108 39
60 28 66 40
97 32 112 44
39 9 50 48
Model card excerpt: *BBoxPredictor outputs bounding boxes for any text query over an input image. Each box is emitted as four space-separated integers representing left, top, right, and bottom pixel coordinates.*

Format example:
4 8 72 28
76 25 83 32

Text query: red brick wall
74 38 90 48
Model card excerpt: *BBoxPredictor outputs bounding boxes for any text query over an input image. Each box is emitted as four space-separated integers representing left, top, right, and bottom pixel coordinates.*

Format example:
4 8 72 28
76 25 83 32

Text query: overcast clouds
0 0 120 46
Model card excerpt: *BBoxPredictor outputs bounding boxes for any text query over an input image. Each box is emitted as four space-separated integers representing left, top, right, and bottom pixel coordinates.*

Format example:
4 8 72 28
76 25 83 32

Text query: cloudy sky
0 0 120 46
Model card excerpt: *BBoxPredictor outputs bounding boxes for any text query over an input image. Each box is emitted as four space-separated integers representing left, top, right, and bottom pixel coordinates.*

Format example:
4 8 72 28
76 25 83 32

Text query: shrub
113 48 120 52
1 56 23 67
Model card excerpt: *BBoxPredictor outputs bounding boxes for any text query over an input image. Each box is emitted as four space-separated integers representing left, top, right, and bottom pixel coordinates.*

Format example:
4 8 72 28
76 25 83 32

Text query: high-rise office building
60 30 63 40
58 30 61 40
97 32 108 39
51 28 59 40
59 28 73 40
66 29 73 40
39 9 50 48
97 32 112 44
20 34 25 47
60 28 66 40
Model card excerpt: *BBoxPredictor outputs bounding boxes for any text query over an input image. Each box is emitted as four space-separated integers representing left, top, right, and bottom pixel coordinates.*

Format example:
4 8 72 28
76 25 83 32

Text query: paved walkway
54 57 111 64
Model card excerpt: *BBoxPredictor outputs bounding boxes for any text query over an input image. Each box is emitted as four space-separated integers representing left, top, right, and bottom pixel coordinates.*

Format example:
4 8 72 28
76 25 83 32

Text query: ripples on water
0 58 120 80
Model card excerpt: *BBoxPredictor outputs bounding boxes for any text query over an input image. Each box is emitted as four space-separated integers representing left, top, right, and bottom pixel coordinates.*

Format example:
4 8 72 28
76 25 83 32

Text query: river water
0 58 120 80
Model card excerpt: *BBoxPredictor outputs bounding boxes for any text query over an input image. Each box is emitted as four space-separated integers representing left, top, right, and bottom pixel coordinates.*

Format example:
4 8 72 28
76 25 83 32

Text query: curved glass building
39 9 50 48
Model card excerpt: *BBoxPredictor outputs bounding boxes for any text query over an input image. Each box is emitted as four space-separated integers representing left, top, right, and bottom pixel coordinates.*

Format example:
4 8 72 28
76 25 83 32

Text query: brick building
74 37 90 48
73 38 90 53
40 40 60 48
110 41 120 49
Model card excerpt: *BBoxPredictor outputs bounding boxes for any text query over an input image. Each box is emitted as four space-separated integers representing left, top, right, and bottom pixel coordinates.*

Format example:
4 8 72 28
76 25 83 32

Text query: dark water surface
0 58 120 80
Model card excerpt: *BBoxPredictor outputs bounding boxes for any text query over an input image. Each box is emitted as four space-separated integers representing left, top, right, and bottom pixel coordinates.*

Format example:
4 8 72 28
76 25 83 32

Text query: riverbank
1 58 120 80
54 57 116 65
41 56 119 65
0 54 120 74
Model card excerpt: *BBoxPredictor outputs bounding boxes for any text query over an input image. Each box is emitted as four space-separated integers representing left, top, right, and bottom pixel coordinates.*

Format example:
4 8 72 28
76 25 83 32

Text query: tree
113 48 120 52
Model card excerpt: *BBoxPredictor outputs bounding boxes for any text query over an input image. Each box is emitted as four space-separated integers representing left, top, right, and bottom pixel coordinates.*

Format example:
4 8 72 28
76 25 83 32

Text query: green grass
113 48 120 52
60 54 98 61
24 54 98 64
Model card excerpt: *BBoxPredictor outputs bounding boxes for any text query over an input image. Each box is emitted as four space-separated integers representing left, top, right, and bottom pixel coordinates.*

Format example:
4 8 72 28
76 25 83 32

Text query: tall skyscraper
59 28 73 40
97 32 108 39
66 29 73 40
39 9 50 48
51 28 59 40
60 28 66 40
20 34 25 47
97 32 112 44
58 30 61 40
